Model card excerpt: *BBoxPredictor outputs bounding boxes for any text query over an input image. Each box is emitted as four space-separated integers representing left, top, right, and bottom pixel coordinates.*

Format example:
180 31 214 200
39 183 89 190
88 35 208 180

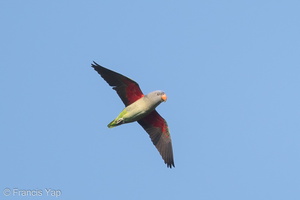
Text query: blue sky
1 1 300 199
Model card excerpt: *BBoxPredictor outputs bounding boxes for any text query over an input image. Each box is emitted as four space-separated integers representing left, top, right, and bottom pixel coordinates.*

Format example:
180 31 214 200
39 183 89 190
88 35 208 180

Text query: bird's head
147 90 167 103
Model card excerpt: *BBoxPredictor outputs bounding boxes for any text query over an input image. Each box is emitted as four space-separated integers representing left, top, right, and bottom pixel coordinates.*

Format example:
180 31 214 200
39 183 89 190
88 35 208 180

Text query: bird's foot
116 118 124 125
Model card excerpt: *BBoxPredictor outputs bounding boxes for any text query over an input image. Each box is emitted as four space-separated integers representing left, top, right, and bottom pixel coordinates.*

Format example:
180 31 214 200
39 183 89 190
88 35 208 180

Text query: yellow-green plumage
107 109 127 128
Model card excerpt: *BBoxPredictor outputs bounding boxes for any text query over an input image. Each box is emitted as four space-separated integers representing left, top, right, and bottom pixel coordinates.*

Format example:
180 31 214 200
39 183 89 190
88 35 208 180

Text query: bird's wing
138 110 175 168
91 61 144 106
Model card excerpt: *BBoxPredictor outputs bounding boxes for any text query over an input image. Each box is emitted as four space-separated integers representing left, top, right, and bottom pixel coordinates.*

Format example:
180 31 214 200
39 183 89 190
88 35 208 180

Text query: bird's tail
107 109 127 128
107 118 123 128
107 120 117 128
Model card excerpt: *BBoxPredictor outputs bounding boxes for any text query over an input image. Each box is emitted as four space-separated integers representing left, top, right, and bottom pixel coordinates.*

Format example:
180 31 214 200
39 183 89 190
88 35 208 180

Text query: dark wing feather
138 110 175 168
91 61 144 106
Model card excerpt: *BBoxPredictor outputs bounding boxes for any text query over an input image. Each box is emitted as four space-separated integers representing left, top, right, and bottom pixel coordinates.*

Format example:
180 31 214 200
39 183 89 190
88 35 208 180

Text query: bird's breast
124 97 157 122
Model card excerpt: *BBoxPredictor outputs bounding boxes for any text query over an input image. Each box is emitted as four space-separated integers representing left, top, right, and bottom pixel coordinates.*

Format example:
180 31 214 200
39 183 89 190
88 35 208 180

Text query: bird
91 61 175 168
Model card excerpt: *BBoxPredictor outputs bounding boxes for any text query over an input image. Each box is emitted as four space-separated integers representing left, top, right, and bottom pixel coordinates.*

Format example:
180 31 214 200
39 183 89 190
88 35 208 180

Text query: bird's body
108 91 166 127
91 62 175 168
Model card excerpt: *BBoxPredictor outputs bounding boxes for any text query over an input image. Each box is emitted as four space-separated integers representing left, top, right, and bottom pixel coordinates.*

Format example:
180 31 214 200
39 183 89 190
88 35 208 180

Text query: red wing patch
92 62 144 106
123 79 144 105
138 110 175 168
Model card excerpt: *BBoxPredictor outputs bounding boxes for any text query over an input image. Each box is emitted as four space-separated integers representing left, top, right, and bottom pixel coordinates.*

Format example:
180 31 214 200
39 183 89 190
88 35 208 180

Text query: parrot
91 61 175 168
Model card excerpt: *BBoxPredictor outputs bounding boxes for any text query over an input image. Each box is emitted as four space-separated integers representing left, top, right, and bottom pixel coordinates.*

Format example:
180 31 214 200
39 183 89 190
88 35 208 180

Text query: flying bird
91 61 175 168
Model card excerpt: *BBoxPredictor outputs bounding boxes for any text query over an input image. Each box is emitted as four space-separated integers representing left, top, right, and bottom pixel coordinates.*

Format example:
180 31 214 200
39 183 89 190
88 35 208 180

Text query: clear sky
1 1 300 199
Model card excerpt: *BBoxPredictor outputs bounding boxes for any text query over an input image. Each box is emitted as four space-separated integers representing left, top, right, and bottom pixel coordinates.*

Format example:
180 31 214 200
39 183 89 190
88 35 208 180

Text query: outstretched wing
138 110 175 168
91 61 144 106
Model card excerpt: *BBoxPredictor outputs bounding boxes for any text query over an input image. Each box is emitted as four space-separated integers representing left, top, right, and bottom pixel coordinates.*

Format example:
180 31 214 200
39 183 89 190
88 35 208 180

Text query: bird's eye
157 92 160 96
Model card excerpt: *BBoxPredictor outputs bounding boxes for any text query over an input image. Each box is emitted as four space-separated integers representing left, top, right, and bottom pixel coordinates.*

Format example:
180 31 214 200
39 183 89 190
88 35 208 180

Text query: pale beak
161 93 167 102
